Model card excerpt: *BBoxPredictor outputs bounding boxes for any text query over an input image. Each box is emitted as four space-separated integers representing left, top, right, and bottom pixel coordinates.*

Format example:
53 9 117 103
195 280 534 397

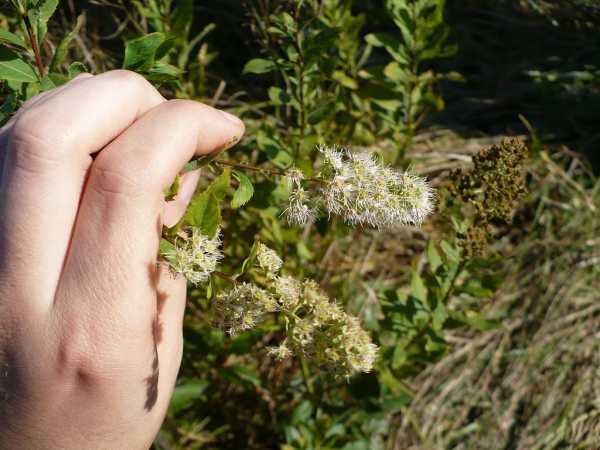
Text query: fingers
56 99 243 333
0 70 165 313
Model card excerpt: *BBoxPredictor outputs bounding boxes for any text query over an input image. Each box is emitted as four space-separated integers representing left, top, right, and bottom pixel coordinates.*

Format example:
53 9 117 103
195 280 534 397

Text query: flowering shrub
0 1 560 449
285 146 435 227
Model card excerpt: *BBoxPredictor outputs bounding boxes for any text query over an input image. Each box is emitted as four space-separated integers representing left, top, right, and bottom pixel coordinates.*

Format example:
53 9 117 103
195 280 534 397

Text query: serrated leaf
0 30 27 49
242 58 276 75
123 32 168 71
0 46 38 82
231 170 254 209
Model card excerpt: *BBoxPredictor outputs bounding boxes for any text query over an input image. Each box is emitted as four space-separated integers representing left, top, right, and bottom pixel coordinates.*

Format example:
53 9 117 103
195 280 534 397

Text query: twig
22 12 45 77
212 158 326 184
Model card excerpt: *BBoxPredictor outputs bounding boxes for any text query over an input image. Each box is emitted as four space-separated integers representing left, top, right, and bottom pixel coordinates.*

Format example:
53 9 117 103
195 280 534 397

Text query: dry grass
379 132 600 449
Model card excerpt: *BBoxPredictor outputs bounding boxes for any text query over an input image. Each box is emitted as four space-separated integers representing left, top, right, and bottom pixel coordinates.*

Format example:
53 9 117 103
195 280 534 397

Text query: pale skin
0 70 245 449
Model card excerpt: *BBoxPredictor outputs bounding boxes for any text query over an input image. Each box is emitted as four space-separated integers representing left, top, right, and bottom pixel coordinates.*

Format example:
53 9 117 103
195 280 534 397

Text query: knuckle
8 112 66 172
11 110 55 147
107 69 153 91
165 98 208 115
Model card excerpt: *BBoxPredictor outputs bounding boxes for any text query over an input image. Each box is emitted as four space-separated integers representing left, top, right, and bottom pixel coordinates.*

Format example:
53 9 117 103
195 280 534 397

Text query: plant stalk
22 12 45 78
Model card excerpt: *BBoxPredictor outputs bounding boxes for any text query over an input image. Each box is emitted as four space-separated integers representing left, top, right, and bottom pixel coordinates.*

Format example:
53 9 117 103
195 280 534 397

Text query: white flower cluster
256 242 282 275
212 282 279 335
284 145 435 229
283 168 314 226
164 228 223 284
212 243 379 378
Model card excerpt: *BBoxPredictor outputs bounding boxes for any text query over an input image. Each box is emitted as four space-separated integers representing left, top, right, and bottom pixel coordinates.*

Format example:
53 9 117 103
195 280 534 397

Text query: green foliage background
1 1 599 449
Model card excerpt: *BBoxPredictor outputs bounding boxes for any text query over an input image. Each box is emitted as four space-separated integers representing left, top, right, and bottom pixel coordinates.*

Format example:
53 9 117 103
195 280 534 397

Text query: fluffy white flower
283 186 314 226
165 228 223 284
316 146 435 229
256 242 283 275
212 283 278 336
286 167 305 189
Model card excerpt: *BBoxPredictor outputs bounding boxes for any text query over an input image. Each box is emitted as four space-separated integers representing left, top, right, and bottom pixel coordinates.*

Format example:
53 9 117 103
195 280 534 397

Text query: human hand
0 71 244 449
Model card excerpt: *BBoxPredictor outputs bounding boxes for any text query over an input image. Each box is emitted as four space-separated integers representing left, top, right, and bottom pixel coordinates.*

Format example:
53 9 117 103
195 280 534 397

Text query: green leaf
223 364 262 389
145 62 181 82
39 74 56 91
0 30 27 49
426 240 442 272
410 271 427 303
236 240 260 277
209 167 231 201
123 32 168 71
440 240 461 263
365 32 407 64
168 380 209 416
182 190 221 238
164 175 181 201
449 311 500 331
171 0 194 41
268 86 292 105
0 92 18 124
0 46 38 82
291 400 314 425
50 15 84 73
231 170 254 209
30 0 59 46
159 237 175 255
332 70 359 90
256 130 293 169
67 61 87 79
201 193 221 238
242 58 276 75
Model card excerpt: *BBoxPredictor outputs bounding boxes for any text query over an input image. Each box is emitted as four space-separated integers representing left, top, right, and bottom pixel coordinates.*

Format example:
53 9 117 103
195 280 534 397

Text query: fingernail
218 134 242 152
220 110 244 127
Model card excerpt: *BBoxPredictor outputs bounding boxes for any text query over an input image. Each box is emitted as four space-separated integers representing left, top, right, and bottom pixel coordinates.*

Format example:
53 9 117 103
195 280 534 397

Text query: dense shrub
1 1 598 448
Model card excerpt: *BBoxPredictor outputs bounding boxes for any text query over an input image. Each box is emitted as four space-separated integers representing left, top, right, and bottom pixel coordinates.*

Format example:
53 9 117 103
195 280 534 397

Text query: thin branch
212 158 326 184
22 13 45 77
